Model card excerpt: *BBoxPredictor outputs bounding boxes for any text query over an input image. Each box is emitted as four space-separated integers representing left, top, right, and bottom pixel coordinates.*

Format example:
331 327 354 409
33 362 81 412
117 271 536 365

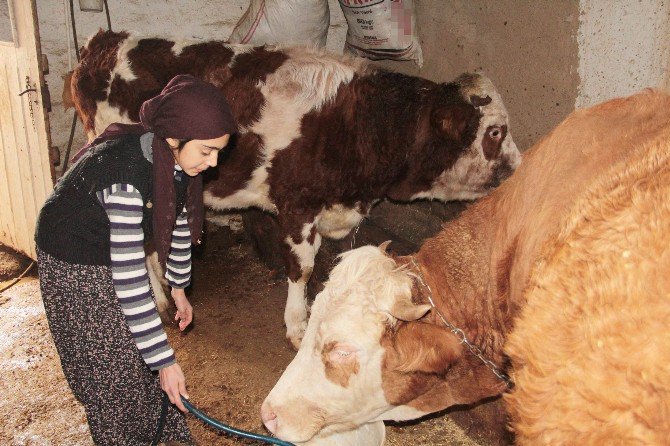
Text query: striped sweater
98 179 191 371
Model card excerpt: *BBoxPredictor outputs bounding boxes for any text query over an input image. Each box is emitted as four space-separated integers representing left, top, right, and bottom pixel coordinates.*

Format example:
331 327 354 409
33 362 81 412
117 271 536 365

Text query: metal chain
410 257 514 389
350 218 364 249
22 77 37 129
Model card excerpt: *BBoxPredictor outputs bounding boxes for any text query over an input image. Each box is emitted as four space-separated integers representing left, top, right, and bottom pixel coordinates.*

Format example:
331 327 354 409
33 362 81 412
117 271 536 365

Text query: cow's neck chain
409 256 515 389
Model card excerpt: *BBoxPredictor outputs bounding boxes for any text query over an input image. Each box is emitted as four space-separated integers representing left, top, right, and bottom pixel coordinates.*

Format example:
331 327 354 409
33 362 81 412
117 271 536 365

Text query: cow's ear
431 103 480 144
370 253 430 321
469 94 492 107
387 322 463 374
387 299 431 322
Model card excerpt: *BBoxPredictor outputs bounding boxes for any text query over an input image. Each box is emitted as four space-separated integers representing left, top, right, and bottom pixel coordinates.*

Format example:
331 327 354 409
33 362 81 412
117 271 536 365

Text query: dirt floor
0 225 498 446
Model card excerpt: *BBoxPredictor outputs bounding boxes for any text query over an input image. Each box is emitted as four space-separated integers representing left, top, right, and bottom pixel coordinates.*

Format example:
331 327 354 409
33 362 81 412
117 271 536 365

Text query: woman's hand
159 363 189 412
171 288 193 331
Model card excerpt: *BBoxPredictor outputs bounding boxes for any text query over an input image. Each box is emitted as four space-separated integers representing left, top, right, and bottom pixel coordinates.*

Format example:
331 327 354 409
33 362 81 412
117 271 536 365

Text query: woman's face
167 134 230 176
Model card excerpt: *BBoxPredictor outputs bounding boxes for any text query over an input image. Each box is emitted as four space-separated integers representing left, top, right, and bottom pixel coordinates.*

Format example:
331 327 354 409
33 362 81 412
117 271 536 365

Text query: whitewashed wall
36 0 346 172
576 0 670 108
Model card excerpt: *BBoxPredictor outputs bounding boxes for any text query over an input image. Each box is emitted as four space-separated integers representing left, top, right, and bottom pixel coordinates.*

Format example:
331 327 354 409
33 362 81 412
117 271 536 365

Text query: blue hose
180 396 295 446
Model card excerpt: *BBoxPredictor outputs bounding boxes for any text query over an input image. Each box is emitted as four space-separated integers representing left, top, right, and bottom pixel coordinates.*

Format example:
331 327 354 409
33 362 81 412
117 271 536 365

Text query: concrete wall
373 0 670 151
36 0 669 162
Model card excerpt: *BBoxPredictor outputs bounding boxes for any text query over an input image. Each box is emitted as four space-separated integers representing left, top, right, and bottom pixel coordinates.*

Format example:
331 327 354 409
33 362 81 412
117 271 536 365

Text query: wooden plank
9 61 37 257
0 62 18 248
13 76 40 257
0 133 15 247
0 0 54 259
20 0 55 259
0 50 30 253
367 200 468 246
18 0 54 200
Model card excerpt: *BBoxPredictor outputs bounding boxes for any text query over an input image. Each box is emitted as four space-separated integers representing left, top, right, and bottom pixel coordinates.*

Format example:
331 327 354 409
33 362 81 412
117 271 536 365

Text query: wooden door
0 0 53 259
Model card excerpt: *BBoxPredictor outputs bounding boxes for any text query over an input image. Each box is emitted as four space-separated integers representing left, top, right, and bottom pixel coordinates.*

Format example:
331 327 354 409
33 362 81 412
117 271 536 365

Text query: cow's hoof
287 333 303 351
286 323 306 350
285 319 307 351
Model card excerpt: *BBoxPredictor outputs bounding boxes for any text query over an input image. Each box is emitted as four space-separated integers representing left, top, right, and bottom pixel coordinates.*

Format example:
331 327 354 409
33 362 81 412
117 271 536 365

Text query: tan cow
261 89 670 444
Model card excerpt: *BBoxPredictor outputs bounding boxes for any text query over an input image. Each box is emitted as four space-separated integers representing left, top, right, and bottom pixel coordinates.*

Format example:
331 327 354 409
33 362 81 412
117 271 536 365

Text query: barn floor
0 224 499 446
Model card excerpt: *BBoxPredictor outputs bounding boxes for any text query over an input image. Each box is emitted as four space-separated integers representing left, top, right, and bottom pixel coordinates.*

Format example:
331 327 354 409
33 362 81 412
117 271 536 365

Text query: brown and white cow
262 90 670 444
71 30 520 348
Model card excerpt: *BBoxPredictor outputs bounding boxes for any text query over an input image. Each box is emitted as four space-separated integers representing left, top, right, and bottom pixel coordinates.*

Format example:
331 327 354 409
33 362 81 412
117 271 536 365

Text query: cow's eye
328 344 358 363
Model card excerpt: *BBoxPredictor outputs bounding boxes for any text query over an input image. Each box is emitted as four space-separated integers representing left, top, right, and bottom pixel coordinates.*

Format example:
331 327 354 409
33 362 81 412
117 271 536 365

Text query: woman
35 75 236 445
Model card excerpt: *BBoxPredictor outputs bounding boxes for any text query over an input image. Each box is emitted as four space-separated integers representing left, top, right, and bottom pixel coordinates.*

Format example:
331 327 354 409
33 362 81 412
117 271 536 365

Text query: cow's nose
261 401 278 434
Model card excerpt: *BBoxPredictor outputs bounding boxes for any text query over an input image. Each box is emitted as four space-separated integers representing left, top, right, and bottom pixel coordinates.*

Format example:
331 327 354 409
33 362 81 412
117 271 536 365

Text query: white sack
229 0 330 47
339 0 423 66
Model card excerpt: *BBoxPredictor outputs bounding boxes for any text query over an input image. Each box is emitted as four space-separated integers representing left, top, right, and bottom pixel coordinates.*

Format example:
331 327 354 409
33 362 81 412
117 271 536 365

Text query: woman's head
139 75 236 174
166 134 230 176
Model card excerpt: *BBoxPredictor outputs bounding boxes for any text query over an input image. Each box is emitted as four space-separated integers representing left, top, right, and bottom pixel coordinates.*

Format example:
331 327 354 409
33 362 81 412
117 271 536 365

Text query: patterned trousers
37 250 191 445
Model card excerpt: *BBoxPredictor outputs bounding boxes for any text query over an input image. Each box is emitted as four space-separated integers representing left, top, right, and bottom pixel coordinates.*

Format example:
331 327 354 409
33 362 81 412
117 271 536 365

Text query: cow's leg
146 251 170 313
282 221 322 350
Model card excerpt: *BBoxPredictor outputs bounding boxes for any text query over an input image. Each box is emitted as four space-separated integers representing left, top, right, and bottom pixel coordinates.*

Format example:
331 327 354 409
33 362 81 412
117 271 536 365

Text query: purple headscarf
73 75 236 267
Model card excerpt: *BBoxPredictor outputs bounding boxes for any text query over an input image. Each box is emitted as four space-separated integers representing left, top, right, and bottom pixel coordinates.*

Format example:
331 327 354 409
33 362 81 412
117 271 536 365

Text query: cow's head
261 244 504 442
389 73 520 202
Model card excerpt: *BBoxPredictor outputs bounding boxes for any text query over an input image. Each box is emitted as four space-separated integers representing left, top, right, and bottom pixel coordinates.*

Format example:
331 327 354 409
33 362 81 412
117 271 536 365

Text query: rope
63 0 72 71
61 0 81 173
61 111 78 172
180 396 295 446
102 0 112 31
0 261 35 294
67 0 79 61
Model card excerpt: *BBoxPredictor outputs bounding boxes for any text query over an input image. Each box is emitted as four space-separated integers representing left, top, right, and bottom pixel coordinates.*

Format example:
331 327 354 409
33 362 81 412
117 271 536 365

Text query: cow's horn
378 287 431 321
379 240 392 253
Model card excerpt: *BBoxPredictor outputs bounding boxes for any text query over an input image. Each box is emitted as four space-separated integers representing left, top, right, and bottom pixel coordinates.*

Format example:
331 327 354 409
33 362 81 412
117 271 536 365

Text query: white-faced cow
262 90 670 444
70 30 520 348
